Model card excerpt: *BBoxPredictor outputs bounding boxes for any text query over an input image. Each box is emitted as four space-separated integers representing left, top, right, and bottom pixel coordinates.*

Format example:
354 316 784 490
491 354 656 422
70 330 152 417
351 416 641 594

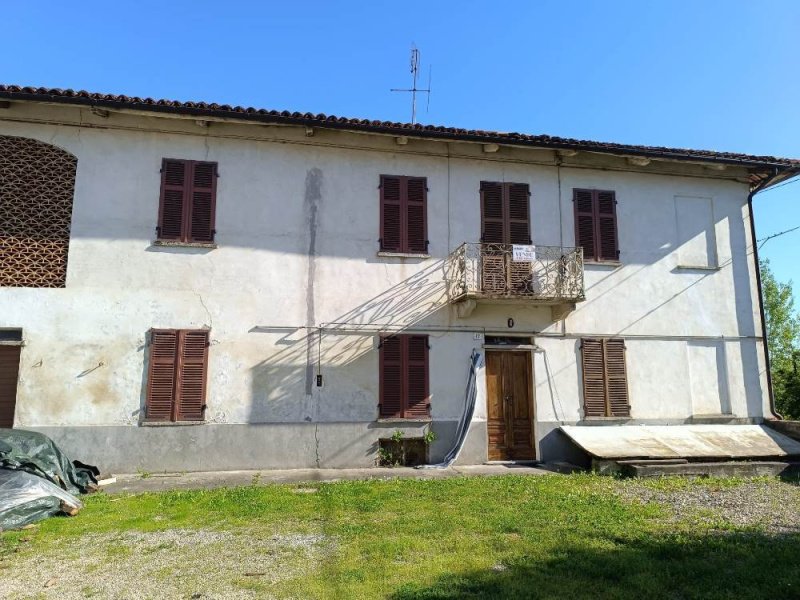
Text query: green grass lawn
1 474 798 599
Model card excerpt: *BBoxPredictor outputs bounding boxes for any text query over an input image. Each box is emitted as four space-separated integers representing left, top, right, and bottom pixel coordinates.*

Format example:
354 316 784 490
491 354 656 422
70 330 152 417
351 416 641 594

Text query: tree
760 258 800 419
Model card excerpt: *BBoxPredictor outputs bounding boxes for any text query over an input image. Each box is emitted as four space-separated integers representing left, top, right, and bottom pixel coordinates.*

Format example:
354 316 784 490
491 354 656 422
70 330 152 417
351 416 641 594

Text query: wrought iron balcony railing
446 243 585 303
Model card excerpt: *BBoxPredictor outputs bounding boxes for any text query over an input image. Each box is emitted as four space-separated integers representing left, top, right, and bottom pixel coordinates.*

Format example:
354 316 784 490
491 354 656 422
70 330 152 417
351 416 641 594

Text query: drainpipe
748 168 785 420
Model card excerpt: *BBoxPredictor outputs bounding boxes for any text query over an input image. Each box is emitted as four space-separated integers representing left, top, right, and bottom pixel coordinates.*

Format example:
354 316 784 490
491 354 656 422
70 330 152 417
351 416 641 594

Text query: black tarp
0 429 97 495
0 429 98 530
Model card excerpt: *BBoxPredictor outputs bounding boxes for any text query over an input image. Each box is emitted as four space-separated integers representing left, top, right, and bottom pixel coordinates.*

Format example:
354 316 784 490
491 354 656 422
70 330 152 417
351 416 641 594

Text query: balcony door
480 182 531 294
486 350 535 461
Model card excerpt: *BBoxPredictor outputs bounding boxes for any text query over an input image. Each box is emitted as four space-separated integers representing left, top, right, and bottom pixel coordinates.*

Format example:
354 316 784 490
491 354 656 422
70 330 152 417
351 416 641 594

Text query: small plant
391 430 405 442
377 446 397 467
251 472 262 486
137 468 151 479
423 429 437 445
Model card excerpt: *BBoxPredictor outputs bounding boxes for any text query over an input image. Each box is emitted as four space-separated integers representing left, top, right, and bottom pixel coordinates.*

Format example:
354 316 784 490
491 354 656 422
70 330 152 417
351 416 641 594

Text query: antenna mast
390 44 431 124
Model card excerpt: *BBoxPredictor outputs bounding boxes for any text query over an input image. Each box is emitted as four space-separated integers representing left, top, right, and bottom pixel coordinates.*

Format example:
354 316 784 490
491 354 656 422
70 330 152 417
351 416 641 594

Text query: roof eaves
1 85 798 171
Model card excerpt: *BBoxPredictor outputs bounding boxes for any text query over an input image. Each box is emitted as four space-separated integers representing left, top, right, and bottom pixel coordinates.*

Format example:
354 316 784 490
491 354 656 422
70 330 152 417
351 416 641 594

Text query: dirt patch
616 479 800 534
0 528 329 599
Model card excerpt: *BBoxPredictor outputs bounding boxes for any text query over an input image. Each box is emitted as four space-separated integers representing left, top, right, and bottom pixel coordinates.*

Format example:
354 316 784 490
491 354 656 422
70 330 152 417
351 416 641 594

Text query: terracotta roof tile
1 84 798 169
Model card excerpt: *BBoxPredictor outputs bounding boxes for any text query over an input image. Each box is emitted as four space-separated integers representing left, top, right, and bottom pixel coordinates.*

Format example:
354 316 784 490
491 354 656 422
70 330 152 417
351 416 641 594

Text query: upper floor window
157 159 218 244
573 189 619 262
379 175 428 254
379 334 430 419
480 181 531 245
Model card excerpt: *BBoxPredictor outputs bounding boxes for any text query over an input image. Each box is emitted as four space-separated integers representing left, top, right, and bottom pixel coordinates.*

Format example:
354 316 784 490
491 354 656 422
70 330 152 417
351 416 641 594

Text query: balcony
446 243 585 319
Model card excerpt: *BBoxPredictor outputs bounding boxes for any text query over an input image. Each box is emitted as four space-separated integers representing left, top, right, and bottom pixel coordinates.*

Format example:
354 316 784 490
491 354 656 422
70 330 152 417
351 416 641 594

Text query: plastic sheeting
0 469 82 530
418 349 484 469
0 429 97 495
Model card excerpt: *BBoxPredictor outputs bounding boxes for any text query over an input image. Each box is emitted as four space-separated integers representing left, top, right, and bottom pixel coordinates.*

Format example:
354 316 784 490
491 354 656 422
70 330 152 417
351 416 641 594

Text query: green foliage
423 429 437 445
774 350 800 419
391 430 405 442
760 258 800 418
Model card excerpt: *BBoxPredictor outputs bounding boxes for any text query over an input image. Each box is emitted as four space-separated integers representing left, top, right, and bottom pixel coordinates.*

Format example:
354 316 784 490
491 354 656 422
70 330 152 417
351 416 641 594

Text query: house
0 85 798 473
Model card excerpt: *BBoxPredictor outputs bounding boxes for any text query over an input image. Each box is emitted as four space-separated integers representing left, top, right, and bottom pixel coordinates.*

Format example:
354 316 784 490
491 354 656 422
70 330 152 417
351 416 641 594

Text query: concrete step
622 460 800 478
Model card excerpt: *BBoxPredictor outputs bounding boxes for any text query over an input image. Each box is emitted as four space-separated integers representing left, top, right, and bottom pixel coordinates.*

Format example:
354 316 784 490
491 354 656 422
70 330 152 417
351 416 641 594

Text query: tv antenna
390 44 431 124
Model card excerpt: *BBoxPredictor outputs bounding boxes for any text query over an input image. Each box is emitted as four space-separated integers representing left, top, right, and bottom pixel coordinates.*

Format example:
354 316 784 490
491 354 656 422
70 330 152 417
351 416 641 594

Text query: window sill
377 251 431 259
152 240 218 249
580 417 631 424
141 420 206 427
376 417 432 424
675 265 720 272
0 340 24 347
583 261 622 268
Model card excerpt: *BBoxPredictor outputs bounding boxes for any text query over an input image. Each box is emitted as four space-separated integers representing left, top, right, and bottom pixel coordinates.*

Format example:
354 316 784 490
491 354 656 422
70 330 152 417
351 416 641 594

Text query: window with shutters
573 189 619 262
379 334 430 419
580 338 630 418
480 181 532 245
379 175 428 254
157 159 218 244
145 329 210 422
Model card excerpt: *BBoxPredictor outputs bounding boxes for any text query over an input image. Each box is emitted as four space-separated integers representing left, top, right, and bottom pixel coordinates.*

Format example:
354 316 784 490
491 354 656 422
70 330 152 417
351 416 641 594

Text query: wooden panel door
0 346 21 428
486 351 535 461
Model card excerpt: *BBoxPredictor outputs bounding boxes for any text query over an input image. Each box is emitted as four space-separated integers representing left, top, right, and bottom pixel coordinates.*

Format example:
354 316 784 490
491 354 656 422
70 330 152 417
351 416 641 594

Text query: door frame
484 347 537 462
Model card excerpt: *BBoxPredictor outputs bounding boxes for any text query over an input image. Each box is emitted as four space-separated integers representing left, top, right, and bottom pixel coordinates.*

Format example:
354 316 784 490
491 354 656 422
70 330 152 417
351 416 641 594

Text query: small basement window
0 329 23 343
378 437 428 467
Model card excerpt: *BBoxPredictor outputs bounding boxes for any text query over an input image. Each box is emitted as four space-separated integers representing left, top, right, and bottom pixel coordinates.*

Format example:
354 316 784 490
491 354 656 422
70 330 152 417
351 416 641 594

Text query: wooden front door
486 351 535 460
0 346 21 428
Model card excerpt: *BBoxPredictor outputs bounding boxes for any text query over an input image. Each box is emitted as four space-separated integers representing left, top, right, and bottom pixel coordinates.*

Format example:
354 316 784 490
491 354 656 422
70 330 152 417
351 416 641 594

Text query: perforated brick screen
0 135 77 287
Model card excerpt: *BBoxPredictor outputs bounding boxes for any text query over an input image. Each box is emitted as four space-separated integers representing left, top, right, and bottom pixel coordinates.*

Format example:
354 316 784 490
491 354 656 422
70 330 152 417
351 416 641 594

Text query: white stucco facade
0 100 779 471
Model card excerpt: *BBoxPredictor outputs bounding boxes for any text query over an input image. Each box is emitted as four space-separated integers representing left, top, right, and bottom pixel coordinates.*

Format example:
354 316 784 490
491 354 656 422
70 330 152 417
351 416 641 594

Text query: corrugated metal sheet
560 424 800 460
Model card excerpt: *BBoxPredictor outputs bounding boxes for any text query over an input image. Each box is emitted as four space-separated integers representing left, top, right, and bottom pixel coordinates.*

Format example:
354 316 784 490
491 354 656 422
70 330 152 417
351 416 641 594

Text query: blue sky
4 1 799 297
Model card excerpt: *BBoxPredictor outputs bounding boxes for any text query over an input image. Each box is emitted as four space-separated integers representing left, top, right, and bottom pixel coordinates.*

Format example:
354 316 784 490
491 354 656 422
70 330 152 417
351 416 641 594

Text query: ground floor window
379 334 430 419
580 337 630 417
146 329 209 422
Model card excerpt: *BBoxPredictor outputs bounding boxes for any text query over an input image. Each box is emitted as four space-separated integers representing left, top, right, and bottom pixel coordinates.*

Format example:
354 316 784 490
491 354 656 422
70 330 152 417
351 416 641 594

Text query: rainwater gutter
749 168 800 420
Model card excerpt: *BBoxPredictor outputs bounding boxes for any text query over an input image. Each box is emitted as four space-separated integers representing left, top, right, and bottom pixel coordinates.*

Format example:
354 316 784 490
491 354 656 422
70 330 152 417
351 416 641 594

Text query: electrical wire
758 224 800 249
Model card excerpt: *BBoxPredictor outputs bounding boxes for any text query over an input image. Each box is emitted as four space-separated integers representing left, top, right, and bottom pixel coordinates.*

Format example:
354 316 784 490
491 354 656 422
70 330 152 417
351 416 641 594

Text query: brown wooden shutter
507 183 531 244
406 177 428 253
176 330 209 421
380 175 403 252
596 191 619 261
480 181 505 243
0 346 21 428
188 162 217 243
146 329 179 421
580 338 607 417
574 189 596 261
405 335 430 418
604 338 630 417
580 338 630 418
158 160 188 241
379 336 403 417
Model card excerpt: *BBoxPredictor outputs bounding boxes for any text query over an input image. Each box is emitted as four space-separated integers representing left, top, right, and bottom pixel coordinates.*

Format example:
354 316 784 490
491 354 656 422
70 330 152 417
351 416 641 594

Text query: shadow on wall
569 202 762 417
247 257 453 424
388 531 800 600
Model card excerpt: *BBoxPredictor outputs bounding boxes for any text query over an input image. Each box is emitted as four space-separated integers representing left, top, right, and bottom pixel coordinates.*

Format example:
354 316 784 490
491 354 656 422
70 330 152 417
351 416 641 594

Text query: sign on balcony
512 244 536 262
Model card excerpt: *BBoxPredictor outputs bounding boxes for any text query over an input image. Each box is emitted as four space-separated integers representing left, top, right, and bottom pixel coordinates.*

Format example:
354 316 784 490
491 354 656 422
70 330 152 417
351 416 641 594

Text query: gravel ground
0 528 329 600
615 479 800 534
